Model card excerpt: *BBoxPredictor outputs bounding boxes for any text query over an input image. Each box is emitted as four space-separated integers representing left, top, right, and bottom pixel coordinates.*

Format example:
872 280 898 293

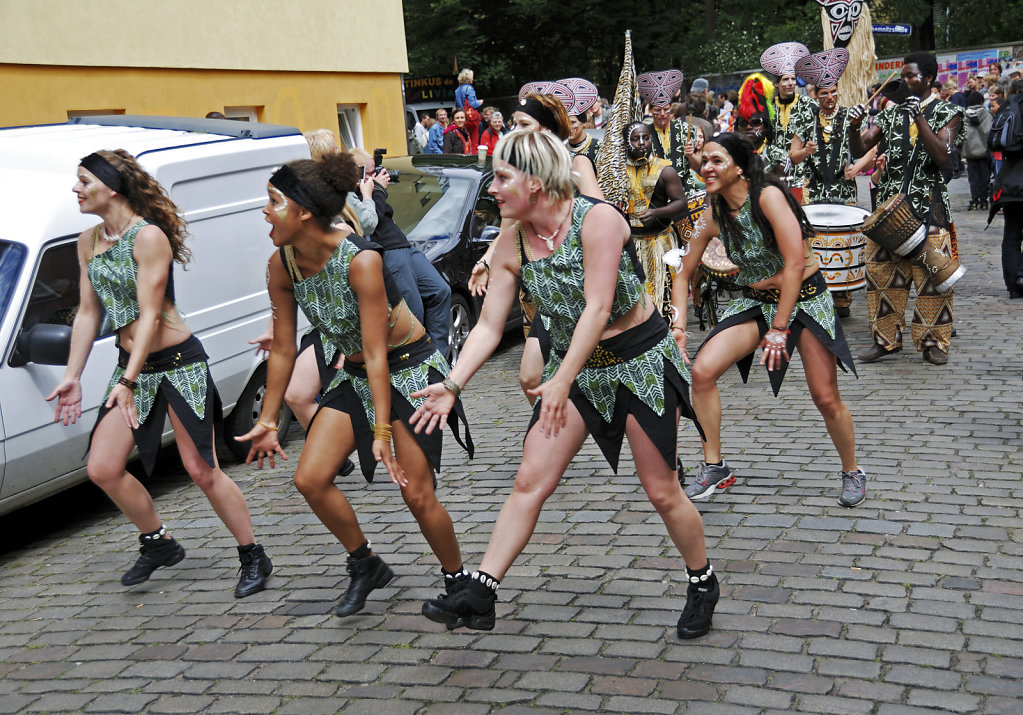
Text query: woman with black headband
238 152 473 618
413 131 718 640
48 150 273 597
470 91 604 407
669 133 866 508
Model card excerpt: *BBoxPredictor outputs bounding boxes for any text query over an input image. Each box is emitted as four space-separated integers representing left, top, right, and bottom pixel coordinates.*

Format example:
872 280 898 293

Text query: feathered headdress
737 73 776 126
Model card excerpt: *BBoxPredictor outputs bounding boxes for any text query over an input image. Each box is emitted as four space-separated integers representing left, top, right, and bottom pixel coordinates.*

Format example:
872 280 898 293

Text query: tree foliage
403 0 1022 95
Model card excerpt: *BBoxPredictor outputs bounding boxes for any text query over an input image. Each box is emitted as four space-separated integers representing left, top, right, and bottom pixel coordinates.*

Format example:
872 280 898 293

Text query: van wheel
224 361 293 460
447 294 474 365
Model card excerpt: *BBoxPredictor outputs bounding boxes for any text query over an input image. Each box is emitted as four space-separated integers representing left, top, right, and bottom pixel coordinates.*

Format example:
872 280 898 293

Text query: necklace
101 215 136 243
529 208 569 252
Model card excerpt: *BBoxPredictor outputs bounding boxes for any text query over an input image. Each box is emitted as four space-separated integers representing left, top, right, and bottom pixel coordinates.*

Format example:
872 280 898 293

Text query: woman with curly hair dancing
49 150 273 597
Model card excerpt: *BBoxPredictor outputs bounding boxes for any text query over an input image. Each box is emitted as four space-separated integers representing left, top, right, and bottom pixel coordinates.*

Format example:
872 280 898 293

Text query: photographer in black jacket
350 148 452 353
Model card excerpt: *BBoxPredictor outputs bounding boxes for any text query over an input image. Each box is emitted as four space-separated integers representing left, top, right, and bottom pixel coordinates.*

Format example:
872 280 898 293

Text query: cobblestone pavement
1 178 1021 714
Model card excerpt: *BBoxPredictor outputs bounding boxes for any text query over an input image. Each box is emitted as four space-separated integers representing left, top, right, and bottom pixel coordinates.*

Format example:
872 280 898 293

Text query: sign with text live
873 24 912 36
404 75 458 104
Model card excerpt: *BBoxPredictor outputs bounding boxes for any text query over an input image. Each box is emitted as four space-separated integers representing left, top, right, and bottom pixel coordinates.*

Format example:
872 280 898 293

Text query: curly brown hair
98 150 191 265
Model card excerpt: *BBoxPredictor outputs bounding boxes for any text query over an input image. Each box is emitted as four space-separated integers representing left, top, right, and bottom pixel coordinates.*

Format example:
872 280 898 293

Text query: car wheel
224 360 294 460
447 294 474 365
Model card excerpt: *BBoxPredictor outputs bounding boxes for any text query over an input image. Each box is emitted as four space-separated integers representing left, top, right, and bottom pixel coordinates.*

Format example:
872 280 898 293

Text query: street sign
873 24 912 36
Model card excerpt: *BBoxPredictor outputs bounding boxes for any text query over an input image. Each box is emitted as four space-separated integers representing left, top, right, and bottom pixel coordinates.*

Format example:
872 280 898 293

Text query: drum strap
898 103 951 228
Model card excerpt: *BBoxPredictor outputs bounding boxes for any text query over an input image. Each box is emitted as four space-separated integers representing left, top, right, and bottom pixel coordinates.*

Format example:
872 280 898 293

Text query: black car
383 154 520 363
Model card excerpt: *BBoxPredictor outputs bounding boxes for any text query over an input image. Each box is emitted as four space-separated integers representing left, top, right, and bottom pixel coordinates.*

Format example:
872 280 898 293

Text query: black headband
517 96 559 134
80 153 123 193
268 164 326 217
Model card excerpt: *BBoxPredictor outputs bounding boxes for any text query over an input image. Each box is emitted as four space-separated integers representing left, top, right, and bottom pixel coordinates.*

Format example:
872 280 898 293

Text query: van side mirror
9 324 73 367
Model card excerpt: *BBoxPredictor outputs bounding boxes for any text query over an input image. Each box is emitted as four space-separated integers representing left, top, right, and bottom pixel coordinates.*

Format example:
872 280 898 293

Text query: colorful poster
877 46 1018 91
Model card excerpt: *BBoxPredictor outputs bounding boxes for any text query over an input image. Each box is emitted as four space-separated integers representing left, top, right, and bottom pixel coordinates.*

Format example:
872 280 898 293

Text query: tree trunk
705 0 715 41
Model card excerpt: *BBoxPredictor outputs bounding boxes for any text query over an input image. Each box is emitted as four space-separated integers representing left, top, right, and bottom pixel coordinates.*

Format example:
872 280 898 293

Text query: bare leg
518 337 544 406
689 321 761 463
292 408 365 550
798 330 858 471
627 414 707 568
87 411 163 532
478 405 588 580
285 345 322 431
393 423 461 571
168 407 255 545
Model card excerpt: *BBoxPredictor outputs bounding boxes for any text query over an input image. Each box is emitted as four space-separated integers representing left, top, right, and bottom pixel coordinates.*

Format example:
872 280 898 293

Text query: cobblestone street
1 177 1021 714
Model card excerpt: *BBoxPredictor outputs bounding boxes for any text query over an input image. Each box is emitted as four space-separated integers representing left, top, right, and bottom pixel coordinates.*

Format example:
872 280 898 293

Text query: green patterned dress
772 94 818 183
790 107 859 205
520 196 700 471
703 196 854 395
87 220 219 474
284 236 470 480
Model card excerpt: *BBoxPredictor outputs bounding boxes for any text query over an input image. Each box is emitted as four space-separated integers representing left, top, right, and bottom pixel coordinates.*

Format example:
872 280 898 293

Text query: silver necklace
101 215 136 243
529 210 569 252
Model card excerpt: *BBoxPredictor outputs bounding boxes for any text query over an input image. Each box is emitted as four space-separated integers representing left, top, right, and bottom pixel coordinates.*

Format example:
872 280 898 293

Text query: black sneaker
422 571 471 630
677 570 719 639
235 544 273 598
338 458 356 478
334 553 394 616
677 458 687 489
422 575 496 631
838 468 867 507
121 537 186 586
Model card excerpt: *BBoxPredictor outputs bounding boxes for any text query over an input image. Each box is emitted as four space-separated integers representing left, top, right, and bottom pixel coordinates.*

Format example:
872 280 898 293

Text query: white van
0 116 310 516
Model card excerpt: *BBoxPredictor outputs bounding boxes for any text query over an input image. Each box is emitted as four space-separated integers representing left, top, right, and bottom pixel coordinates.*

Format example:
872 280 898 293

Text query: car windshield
388 171 474 246
0 240 27 326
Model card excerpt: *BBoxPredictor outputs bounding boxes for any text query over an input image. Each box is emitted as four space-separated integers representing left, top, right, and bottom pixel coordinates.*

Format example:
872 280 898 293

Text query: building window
337 105 364 151
224 106 261 122
67 109 125 118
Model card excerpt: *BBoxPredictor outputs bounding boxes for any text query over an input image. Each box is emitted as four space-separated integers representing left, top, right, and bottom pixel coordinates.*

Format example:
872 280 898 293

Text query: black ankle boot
235 544 273 598
422 571 497 630
121 535 186 586
677 567 720 639
334 553 394 616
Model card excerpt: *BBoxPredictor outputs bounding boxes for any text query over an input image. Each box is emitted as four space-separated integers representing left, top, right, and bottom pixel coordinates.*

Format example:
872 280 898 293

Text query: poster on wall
877 45 1017 91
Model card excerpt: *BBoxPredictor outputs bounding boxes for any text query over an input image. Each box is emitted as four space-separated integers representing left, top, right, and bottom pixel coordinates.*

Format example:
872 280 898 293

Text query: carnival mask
815 0 863 48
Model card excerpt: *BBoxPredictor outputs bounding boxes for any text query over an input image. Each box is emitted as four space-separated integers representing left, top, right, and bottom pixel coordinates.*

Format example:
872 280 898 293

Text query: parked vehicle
0 115 311 516
382 154 520 363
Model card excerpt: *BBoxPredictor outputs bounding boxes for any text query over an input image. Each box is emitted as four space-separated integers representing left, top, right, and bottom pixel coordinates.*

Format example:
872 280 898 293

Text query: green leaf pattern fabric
720 198 787 285
521 196 645 353
872 101 965 225
543 332 689 423
88 220 150 331
720 289 836 340
292 240 375 358
791 106 858 205
105 361 209 426
331 350 450 427
772 95 818 183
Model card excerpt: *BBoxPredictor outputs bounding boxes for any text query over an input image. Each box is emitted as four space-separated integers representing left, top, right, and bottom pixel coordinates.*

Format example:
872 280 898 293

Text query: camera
373 148 400 183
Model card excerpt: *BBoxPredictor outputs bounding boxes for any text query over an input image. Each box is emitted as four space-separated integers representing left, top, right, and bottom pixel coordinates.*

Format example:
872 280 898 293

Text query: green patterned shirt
790 106 858 205
520 196 645 353
719 196 835 339
88 220 173 331
873 99 965 226
772 94 818 181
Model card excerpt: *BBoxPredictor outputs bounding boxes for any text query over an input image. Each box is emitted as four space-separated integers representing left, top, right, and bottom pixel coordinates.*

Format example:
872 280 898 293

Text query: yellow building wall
0 0 408 74
0 65 408 155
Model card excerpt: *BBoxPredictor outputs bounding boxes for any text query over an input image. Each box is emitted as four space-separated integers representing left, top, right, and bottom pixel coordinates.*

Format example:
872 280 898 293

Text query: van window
0 240 28 326
18 240 114 339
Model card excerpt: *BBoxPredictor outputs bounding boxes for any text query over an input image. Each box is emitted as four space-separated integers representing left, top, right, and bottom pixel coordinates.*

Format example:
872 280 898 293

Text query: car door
0 237 119 507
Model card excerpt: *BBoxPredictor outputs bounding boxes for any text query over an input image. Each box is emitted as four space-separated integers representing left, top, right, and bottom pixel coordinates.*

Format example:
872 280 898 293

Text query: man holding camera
350 148 452 355
849 51 965 366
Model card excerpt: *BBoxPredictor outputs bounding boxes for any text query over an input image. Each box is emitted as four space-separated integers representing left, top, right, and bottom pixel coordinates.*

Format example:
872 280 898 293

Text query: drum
700 236 740 282
860 193 966 292
675 191 707 248
803 203 870 292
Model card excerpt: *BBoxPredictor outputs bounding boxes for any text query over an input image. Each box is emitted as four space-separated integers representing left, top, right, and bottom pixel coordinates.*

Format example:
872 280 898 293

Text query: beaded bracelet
442 377 462 398
117 376 138 391
373 423 393 443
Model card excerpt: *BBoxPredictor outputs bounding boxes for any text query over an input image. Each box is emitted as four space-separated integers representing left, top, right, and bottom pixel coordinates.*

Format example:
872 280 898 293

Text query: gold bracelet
373 423 392 442
442 377 462 398
670 324 686 331
257 420 278 431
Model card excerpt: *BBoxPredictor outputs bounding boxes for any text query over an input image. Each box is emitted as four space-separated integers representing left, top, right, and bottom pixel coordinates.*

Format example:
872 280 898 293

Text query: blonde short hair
492 131 573 202
348 147 372 167
458 68 474 85
303 129 339 160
